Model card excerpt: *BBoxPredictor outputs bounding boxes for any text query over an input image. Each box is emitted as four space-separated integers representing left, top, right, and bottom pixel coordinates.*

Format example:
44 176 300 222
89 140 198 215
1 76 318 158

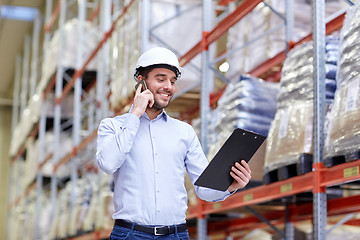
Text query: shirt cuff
123 113 140 132
227 189 237 196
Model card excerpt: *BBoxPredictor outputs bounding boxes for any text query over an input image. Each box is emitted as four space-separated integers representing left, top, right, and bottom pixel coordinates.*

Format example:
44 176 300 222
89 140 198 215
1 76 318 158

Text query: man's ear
136 76 142 83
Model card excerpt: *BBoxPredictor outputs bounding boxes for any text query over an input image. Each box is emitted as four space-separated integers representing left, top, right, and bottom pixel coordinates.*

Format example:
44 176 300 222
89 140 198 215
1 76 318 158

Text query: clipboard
194 128 266 191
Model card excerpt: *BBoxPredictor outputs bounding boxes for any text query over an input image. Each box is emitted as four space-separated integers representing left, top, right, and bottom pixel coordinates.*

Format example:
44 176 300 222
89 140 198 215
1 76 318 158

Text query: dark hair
136 67 153 79
135 64 180 80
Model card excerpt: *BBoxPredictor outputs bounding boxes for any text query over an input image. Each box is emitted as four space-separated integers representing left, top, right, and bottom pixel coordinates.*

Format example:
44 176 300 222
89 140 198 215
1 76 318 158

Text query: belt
114 219 187 236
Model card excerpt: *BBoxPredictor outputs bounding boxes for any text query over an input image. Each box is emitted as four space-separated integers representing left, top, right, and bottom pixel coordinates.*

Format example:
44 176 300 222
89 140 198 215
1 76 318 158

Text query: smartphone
135 79 147 92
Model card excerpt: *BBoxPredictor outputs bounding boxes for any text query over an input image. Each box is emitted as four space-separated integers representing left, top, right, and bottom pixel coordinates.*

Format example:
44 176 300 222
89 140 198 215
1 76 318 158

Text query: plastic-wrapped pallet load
9 92 74 162
67 174 99 236
9 199 22 240
23 191 36 240
23 137 38 187
75 173 96 233
10 18 99 160
82 173 107 232
325 2 360 163
95 172 115 231
242 229 272 240
38 195 52 240
264 37 340 183
47 184 72 239
213 75 279 139
40 18 100 92
9 93 41 158
47 173 111 238
68 180 84 236
110 0 202 112
226 0 347 80
40 131 73 179
206 75 279 183
109 2 140 112
48 192 60 239
279 220 360 240
58 186 71 239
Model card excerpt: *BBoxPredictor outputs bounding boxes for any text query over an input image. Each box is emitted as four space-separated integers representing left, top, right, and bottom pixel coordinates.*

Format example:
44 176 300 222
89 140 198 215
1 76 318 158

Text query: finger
145 91 154 107
235 162 251 178
231 166 250 182
239 160 252 175
230 171 247 187
148 99 154 107
135 83 142 96
241 160 251 173
230 171 243 184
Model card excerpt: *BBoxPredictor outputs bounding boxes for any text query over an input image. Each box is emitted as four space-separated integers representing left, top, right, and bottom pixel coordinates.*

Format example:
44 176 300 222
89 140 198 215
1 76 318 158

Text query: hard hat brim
133 64 183 81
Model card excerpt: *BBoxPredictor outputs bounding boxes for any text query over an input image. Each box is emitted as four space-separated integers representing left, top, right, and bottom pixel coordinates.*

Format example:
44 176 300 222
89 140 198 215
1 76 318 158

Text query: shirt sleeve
184 127 234 202
96 113 140 174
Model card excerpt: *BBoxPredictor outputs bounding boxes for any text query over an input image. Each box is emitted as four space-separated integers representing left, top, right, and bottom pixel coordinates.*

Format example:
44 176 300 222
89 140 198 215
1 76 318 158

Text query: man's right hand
131 83 154 118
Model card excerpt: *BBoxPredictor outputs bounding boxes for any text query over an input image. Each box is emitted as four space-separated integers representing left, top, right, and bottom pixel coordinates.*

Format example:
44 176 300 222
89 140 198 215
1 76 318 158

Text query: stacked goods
264 38 340 182
10 18 100 162
276 39 339 107
40 131 73 179
213 75 279 140
46 173 114 239
325 2 360 163
41 18 100 89
242 229 272 240
24 137 38 187
208 75 279 182
110 1 202 111
277 221 360 240
186 75 278 199
94 172 115 231
48 186 69 239
226 0 347 80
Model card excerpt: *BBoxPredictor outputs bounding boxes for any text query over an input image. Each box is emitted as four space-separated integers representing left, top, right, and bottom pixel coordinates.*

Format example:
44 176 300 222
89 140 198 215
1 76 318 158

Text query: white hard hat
133 47 182 80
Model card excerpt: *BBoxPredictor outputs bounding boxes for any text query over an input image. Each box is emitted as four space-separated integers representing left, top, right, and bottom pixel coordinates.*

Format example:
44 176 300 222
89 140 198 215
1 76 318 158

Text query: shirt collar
129 105 168 121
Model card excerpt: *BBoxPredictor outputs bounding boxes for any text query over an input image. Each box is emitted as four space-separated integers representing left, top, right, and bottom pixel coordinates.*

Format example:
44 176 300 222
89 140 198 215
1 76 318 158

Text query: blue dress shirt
96 110 232 226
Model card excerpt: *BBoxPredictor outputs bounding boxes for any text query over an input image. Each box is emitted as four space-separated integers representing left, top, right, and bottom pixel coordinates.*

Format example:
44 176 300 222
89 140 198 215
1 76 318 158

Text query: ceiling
0 0 45 105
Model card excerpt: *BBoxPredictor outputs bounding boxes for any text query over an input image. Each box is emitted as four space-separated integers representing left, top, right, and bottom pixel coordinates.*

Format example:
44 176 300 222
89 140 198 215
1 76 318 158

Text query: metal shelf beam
191 194 360 235
7 1 357 239
179 0 264 67
187 159 360 219
59 0 136 104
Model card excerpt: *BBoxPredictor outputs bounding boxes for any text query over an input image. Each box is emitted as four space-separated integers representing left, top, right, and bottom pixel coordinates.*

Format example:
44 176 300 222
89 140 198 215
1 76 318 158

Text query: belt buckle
154 226 164 236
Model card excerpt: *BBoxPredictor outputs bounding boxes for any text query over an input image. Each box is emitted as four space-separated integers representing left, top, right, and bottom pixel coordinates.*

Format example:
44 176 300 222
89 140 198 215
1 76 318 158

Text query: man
96 47 252 240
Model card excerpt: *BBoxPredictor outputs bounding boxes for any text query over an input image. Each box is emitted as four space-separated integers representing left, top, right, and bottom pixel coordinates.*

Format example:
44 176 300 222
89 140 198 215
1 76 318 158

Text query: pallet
345 150 360 162
324 149 360 168
324 155 346 168
263 150 360 184
263 154 313 185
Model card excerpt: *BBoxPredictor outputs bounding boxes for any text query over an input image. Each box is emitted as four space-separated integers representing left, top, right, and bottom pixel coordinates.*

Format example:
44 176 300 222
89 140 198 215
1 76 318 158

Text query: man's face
144 68 177 110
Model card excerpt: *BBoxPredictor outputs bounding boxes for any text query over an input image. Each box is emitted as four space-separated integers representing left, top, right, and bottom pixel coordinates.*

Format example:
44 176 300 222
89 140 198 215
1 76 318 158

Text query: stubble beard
151 99 170 111
151 93 173 111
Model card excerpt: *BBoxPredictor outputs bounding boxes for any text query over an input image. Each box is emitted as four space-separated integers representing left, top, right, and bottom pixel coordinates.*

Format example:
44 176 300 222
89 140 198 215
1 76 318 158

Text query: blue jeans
109 224 190 240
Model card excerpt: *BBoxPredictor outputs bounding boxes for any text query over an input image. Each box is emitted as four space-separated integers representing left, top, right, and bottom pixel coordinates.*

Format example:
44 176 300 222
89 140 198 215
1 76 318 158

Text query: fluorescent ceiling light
0 5 38 21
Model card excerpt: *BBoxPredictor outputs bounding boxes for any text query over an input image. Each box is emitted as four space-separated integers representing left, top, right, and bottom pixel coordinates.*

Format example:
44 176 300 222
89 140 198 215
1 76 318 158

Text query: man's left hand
227 160 252 193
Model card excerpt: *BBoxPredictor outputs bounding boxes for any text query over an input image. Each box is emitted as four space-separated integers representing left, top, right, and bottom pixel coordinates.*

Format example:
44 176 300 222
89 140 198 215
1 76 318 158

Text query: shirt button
156 170 159 173
157 210 160 212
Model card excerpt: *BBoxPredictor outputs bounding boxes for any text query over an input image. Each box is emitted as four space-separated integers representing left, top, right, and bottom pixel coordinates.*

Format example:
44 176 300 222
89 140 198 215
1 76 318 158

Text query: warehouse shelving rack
179 0 358 240
6 0 359 240
6 0 134 239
